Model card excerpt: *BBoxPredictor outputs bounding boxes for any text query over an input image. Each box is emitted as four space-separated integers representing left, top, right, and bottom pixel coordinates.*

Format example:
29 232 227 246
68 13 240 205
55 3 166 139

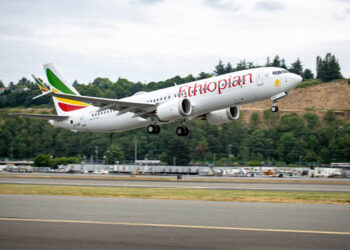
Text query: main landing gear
176 126 189 136
147 124 160 134
147 122 190 136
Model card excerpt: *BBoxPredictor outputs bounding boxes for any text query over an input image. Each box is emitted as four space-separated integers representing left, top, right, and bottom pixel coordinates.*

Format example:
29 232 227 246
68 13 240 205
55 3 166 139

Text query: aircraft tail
32 74 50 93
43 63 89 115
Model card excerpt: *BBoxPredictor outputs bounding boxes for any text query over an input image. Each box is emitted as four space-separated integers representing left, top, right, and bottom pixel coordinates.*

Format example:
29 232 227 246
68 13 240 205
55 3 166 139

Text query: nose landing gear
271 92 288 113
271 104 279 112
147 124 160 134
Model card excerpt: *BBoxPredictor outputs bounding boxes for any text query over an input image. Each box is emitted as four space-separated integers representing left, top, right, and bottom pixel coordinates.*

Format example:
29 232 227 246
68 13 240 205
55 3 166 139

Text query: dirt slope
242 80 350 122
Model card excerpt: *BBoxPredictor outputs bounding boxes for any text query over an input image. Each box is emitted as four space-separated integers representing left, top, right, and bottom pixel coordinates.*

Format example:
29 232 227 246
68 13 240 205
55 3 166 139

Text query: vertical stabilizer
43 63 88 115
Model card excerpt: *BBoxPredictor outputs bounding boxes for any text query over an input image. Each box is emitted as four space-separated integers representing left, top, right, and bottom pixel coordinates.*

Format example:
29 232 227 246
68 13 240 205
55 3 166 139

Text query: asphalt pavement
0 194 349 249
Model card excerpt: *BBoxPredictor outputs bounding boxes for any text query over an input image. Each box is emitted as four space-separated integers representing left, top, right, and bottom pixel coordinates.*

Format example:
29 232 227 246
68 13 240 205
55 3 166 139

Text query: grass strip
1 184 350 205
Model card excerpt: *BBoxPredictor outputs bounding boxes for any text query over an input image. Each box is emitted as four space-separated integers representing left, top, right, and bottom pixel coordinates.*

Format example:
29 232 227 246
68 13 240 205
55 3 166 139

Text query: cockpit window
272 70 289 75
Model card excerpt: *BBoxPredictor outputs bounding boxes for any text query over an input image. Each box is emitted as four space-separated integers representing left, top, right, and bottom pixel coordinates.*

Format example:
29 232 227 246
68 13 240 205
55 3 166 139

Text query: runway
0 194 350 249
1 175 350 192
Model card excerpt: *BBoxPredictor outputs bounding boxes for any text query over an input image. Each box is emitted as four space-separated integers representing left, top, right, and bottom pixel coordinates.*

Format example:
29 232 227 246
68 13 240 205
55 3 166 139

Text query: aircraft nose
291 73 302 86
296 74 302 83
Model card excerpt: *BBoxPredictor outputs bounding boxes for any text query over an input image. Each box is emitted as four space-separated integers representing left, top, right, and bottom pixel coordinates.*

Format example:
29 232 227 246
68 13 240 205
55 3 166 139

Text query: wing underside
46 92 157 118
10 113 69 121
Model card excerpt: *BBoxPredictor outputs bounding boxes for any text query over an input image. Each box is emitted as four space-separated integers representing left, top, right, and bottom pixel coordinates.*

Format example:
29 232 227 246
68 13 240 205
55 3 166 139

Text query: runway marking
1 217 350 235
1 181 349 192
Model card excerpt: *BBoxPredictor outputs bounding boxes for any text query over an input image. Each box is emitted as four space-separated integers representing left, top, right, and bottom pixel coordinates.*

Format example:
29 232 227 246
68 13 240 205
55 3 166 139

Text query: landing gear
176 126 189 136
147 124 160 134
271 105 279 112
271 92 288 113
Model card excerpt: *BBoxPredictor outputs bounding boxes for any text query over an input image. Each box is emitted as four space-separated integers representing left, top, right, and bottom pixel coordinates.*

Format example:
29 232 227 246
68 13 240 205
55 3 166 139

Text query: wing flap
48 92 155 109
46 92 157 118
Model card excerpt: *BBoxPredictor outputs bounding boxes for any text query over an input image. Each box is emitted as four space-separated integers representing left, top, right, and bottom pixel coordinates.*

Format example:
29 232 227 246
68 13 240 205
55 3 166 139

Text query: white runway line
1 217 350 235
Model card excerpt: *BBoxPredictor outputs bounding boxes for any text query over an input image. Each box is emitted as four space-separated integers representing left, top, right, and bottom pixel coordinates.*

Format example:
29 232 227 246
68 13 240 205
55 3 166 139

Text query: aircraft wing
10 113 69 121
47 92 157 117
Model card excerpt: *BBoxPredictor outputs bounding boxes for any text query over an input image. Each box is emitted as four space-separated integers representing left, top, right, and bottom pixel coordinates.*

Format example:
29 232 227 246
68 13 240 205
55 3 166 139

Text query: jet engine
205 107 239 125
157 98 192 122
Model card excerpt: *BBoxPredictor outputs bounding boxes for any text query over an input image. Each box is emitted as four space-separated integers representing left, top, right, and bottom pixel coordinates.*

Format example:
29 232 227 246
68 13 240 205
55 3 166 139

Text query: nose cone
296 74 303 84
290 73 302 87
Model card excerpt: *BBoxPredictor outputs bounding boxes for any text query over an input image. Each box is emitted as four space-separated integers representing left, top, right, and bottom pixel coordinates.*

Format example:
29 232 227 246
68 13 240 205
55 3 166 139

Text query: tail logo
46 68 89 112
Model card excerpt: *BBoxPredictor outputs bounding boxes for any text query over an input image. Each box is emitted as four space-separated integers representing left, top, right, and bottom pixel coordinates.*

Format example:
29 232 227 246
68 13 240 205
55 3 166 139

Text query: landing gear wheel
271 106 279 112
147 124 155 134
147 124 160 134
183 127 189 136
176 126 184 136
154 125 160 134
176 126 189 136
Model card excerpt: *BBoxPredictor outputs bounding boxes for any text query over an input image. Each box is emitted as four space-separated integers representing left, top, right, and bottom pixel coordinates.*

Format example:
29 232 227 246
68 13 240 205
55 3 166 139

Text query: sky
0 0 349 85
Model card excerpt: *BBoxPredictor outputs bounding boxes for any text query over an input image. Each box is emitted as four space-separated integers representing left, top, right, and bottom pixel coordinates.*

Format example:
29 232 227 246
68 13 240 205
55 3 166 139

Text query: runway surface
0 194 350 249
1 176 350 192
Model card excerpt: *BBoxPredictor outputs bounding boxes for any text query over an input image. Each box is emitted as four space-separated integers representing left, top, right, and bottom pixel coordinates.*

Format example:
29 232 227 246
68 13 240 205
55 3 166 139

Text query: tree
249 112 260 130
281 58 287 69
303 151 318 162
278 132 296 163
106 144 125 164
0 80 4 88
289 58 303 76
316 53 342 82
272 55 281 67
198 72 212 80
34 154 51 167
304 113 320 129
324 110 336 124
302 69 314 79
236 60 248 71
265 56 271 66
214 60 226 76
195 140 208 160
225 62 233 73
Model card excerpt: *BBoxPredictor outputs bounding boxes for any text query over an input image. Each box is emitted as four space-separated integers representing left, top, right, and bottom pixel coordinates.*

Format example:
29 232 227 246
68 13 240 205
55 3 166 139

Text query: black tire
176 126 184 136
271 106 279 112
147 124 155 134
183 127 189 136
154 125 160 134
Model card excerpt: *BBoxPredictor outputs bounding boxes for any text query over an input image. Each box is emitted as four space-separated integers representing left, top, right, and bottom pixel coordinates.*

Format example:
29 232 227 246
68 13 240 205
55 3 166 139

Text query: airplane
11 63 302 136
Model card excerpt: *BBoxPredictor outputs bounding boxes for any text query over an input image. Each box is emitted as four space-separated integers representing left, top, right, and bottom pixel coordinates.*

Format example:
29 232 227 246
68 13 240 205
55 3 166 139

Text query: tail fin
43 63 89 115
32 74 49 93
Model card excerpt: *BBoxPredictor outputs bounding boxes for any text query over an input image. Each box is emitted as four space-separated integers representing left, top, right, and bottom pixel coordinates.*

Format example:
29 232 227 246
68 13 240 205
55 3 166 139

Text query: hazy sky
0 0 349 85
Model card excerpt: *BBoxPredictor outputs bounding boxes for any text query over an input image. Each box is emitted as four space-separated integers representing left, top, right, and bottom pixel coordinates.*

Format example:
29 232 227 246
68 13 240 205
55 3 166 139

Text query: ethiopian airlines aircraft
12 64 302 136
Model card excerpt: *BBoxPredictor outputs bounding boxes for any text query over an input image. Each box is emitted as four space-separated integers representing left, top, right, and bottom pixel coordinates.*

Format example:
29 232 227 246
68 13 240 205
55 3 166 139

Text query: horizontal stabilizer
33 91 52 100
10 113 69 121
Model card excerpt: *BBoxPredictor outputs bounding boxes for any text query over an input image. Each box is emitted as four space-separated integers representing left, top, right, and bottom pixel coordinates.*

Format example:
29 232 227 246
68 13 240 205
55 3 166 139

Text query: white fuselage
50 67 302 132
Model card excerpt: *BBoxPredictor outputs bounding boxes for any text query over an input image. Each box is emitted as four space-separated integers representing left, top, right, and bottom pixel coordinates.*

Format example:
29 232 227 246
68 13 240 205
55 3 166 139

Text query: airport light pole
10 139 13 160
145 154 149 167
299 155 303 167
95 146 99 164
228 144 233 166
134 140 137 164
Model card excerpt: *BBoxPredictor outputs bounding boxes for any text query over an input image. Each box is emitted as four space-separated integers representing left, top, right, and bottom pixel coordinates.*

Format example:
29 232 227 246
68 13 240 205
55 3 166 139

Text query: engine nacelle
206 107 239 125
157 98 192 122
